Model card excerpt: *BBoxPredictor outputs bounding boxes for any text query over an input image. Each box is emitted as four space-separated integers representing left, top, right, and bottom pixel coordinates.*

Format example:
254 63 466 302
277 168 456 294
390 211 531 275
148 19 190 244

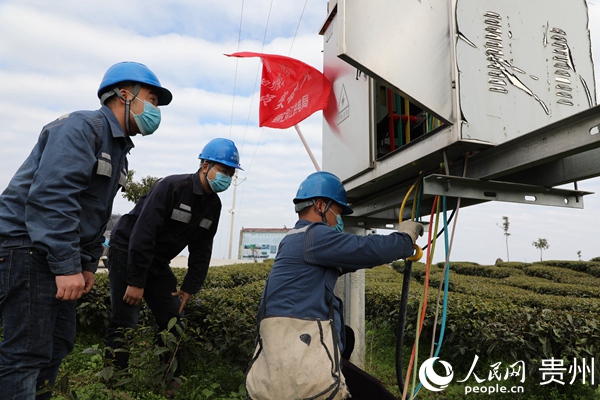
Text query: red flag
226 52 331 129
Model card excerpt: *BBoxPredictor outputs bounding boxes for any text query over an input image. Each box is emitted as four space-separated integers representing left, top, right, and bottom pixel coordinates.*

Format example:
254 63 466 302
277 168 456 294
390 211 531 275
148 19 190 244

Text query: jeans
0 237 76 400
105 248 183 374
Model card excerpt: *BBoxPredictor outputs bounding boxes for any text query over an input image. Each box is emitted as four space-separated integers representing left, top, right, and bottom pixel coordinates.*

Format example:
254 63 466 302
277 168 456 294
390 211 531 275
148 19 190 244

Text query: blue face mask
328 208 344 233
131 97 161 136
208 171 232 193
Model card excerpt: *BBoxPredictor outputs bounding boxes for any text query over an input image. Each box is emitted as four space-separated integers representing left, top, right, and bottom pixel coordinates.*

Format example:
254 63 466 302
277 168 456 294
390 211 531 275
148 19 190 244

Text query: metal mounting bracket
423 174 593 209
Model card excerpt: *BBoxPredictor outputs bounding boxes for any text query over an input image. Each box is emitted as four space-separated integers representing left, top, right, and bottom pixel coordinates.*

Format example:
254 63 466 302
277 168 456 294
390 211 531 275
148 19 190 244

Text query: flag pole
294 124 321 171
227 172 238 260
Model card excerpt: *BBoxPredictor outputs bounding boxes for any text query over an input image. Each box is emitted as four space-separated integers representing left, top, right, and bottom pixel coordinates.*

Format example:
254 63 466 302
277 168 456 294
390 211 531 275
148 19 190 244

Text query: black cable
395 259 413 395
421 206 456 251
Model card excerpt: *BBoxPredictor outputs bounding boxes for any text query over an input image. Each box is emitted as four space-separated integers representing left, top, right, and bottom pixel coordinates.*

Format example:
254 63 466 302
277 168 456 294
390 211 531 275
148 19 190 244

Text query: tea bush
366 260 600 386
62 258 600 398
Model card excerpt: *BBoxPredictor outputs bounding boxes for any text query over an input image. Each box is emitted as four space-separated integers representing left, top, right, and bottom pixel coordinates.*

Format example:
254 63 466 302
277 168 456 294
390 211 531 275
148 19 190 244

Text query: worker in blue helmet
0 61 171 399
105 138 242 392
246 171 423 400
98 61 173 136
197 138 243 192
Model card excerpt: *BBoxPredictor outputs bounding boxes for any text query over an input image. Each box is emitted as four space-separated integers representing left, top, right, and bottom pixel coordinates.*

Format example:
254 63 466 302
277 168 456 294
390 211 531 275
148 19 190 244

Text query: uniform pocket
171 210 191 224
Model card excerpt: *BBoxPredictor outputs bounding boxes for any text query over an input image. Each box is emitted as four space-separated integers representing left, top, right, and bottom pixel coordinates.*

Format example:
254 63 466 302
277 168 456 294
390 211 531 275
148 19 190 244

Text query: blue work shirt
109 172 221 295
0 106 132 275
259 219 414 352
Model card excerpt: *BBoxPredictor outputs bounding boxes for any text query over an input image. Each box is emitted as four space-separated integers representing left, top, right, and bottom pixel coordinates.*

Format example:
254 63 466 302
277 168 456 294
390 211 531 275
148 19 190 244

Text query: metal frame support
423 174 593 208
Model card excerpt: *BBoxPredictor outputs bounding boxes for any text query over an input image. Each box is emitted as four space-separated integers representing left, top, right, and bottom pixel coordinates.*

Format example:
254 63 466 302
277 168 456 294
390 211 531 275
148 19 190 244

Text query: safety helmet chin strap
313 199 333 224
101 83 142 135
205 161 214 177
202 161 216 193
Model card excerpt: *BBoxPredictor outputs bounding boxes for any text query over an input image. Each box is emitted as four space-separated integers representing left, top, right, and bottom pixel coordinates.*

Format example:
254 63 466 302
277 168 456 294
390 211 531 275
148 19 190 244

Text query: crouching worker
105 138 242 387
245 171 424 400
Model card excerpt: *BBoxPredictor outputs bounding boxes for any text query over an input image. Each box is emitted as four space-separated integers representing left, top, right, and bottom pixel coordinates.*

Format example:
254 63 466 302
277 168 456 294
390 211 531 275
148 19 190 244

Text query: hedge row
75 259 600 378
368 260 600 376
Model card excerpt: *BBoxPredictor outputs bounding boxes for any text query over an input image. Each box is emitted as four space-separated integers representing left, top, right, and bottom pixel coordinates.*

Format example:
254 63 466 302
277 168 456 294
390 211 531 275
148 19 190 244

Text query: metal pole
294 124 321 171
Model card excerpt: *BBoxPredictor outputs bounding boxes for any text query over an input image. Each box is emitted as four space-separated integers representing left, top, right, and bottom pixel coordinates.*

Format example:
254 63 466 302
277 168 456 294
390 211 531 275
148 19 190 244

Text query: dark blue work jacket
0 106 131 275
109 173 220 295
259 219 414 352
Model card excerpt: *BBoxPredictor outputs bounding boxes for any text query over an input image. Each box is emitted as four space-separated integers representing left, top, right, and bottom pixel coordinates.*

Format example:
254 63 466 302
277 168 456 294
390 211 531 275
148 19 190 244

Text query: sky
1 0 599 265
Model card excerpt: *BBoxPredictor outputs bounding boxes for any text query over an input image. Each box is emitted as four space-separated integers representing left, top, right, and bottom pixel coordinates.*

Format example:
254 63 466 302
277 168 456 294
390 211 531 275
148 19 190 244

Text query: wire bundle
397 157 467 399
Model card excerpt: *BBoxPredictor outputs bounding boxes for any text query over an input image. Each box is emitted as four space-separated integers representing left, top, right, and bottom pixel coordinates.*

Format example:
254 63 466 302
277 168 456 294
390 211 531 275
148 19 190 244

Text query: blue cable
412 195 451 398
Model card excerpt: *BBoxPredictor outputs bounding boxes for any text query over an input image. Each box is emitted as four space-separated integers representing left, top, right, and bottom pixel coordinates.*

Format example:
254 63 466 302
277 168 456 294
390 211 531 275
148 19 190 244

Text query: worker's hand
172 290 192 314
123 285 144 306
55 273 86 301
82 271 95 294
398 220 424 243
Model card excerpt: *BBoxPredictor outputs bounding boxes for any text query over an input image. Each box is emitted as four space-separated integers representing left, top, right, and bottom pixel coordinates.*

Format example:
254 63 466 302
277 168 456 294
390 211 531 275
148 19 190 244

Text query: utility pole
228 173 245 259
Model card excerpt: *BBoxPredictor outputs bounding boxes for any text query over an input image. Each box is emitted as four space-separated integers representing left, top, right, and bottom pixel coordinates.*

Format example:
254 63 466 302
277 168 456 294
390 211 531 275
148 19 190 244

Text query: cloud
1 0 600 264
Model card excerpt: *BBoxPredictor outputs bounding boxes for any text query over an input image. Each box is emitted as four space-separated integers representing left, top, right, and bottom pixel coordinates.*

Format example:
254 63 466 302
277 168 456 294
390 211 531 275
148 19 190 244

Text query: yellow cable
411 176 422 222
398 173 426 398
399 184 415 226
399 173 423 225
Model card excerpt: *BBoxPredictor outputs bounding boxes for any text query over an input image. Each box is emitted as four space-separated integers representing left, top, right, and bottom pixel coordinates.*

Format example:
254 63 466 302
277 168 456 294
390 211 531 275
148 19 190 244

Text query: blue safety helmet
198 138 243 170
293 171 353 215
97 61 173 106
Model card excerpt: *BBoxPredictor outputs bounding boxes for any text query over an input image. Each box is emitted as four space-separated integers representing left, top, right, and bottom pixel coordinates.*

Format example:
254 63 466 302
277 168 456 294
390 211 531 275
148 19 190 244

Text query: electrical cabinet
321 0 596 208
